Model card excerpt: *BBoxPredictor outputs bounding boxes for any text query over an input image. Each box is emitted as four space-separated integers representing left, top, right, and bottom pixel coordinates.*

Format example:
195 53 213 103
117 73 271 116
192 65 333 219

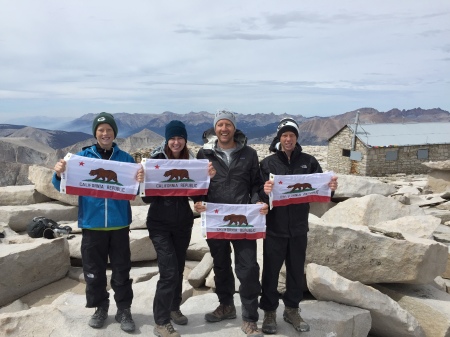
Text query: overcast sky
0 0 449 122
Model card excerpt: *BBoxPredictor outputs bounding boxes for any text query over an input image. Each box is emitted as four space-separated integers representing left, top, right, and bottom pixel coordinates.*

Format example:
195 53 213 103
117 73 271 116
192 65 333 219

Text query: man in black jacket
258 118 338 335
194 109 268 337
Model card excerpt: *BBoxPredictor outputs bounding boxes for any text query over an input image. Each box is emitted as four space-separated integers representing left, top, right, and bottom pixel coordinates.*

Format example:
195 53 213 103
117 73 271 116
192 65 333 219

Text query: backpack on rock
27 216 72 239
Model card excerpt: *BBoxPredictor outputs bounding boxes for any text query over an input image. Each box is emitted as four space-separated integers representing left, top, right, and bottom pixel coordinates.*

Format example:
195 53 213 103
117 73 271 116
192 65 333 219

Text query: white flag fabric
60 153 141 200
269 171 334 208
201 202 266 240
140 158 210 197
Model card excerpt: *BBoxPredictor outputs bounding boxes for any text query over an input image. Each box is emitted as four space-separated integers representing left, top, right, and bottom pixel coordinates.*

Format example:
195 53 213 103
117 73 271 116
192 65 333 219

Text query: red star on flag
214 209 219 214
155 165 160 169
278 180 283 184
79 161 85 166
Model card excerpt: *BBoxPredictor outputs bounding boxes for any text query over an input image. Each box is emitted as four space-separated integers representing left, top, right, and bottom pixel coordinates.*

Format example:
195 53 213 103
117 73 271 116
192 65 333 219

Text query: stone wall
365 144 449 176
327 126 450 176
327 127 369 175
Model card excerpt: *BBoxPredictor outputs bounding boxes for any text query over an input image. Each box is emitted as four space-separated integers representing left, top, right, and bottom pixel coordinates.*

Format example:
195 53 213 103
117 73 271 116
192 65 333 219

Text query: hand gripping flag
201 202 266 240
60 153 141 200
269 171 334 209
140 158 210 197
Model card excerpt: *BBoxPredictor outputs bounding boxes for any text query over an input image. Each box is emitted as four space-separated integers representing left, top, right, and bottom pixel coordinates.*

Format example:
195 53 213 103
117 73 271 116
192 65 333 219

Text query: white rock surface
0 290 371 337
0 238 70 307
129 205 148 229
0 202 78 232
129 229 157 261
306 263 425 337
368 215 441 240
321 194 426 227
186 218 210 261
0 185 51 206
28 165 79 206
332 174 397 198
188 252 213 288
306 216 448 284
375 283 450 337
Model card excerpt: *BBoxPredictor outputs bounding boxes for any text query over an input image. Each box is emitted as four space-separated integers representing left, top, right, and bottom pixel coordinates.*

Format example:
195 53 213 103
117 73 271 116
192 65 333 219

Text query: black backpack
27 216 61 239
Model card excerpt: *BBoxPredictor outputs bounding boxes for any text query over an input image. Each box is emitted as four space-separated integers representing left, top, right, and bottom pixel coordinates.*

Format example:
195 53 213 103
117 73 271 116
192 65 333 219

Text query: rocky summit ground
1 146 450 337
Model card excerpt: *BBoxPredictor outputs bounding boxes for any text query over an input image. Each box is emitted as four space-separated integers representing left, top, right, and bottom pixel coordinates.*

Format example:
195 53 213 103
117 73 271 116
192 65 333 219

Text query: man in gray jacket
194 109 268 337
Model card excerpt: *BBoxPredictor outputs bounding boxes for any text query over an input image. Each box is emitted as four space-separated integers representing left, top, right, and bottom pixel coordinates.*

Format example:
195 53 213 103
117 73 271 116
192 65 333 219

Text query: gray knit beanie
213 109 236 129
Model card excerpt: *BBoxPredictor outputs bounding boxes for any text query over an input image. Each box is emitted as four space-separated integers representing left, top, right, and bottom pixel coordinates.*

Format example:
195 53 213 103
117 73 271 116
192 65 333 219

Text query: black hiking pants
207 238 261 322
259 234 308 311
81 227 133 310
149 228 192 325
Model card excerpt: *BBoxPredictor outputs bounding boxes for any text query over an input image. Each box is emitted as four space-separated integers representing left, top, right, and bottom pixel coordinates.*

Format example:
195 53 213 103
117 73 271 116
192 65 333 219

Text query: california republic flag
269 171 334 208
60 153 141 200
201 202 266 240
140 158 210 197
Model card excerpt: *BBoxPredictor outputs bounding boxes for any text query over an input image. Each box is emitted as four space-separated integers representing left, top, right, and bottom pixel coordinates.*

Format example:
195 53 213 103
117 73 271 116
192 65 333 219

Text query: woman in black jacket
143 120 214 337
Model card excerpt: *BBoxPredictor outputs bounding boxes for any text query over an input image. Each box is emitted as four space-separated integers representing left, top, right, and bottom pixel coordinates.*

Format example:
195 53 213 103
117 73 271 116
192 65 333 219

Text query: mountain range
3 107 449 148
1 107 449 186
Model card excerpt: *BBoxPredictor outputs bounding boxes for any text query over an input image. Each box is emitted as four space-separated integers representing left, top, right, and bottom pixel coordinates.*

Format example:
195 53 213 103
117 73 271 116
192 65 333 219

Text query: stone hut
327 122 450 176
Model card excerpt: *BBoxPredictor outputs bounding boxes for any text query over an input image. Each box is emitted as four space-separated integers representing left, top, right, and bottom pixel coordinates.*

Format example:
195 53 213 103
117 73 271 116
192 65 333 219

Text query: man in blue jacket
52 112 143 332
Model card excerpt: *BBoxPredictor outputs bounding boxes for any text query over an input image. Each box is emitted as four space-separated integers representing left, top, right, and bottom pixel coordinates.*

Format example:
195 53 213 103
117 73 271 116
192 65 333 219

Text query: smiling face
215 119 236 149
279 131 297 155
167 136 186 158
95 123 115 150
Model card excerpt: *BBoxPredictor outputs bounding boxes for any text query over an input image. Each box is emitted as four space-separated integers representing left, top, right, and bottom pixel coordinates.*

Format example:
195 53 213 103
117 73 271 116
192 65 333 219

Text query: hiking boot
88 306 108 328
115 308 135 332
262 310 277 334
153 322 181 337
170 309 188 325
241 321 264 337
204 303 236 322
283 307 310 332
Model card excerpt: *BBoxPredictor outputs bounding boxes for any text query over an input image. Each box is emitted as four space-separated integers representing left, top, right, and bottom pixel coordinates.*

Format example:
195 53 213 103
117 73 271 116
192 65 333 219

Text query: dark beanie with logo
165 120 187 142
92 112 118 138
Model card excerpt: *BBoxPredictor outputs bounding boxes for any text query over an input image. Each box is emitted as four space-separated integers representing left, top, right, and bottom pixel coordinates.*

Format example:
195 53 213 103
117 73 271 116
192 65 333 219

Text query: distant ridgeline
2 108 449 148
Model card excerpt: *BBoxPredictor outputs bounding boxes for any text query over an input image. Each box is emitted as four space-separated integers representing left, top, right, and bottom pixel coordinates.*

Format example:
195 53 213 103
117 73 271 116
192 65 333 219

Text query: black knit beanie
92 112 118 138
165 120 187 142
276 118 299 139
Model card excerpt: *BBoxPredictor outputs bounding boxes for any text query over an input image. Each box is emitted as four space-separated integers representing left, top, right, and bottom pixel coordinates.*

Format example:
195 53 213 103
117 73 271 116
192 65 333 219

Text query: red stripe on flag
144 188 208 196
205 231 266 240
272 195 330 207
66 186 136 201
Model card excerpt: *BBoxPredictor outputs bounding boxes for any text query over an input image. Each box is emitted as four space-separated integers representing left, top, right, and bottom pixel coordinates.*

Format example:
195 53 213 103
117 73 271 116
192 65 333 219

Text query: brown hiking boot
153 322 180 337
170 309 188 325
241 321 264 337
262 310 277 334
283 307 310 332
204 303 236 322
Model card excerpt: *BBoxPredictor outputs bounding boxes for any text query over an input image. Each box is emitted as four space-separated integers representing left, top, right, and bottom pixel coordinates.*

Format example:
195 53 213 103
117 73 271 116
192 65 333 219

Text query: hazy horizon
1 1 449 120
